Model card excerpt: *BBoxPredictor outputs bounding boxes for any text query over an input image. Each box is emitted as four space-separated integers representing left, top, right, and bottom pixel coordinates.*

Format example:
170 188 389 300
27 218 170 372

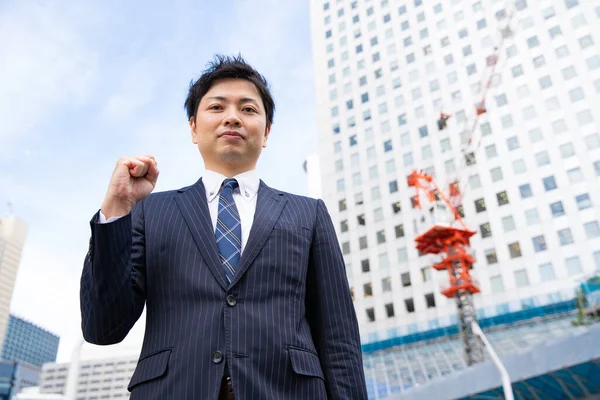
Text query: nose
223 111 242 127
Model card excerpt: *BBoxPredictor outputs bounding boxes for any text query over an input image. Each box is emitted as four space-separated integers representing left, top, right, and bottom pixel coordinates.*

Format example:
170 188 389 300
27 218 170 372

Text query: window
539 75 553 89
508 242 522 258
566 256 583 275
389 180 398 193
579 35 594 49
490 275 505 293
480 223 492 238
595 160 600 176
532 235 547 252
463 45 472 57
569 87 585 102
497 191 509 206
586 133 600 150
546 97 561 111
502 216 516 232
577 110 593 126
525 208 540 225
584 221 600 238
377 230 386 244
339 199 347 212
550 201 565 217
523 106 536 121
560 143 575 158
366 308 375 321
342 242 350 255
467 64 477 75
565 0 579 8
519 184 532 199
485 144 498 158
475 198 487 213
444 54 454 65
405 298 415 313
382 277 392 292
549 26 562 39
384 140 393 152
422 145 433 159
385 303 395 318
337 178 345 192
425 293 436 308
485 248 498 264
543 176 557 191
513 159 527 175
401 272 411 287
403 152 413 166
587 55 600 70
527 36 539 48
501 115 514 128
533 55 546 68
469 174 481 189
359 236 368 249
517 85 530 97
398 247 408 262
567 167 584 184
507 136 520 150
529 128 543 143
441 138 451 152
539 263 556 282
558 228 574 246
536 151 550 166
556 45 570 59
491 167 503 182
395 224 404 238
465 152 476 166
553 119 567 134
514 269 530 287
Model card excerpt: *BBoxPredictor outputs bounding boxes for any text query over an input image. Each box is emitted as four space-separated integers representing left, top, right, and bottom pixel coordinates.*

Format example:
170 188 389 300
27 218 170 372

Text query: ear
262 123 271 148
190 117 198 144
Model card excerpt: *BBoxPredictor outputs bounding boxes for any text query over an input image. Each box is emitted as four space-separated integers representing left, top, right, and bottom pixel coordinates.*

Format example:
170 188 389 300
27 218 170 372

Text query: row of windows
357 250 600 323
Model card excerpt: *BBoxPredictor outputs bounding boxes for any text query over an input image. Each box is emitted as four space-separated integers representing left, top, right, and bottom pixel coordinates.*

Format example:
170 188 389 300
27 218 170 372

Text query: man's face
190 78 270 174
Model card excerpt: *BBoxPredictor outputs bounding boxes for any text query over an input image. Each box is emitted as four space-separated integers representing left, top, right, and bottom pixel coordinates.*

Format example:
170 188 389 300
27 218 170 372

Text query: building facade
308 0 600 343
0 361 41 400
1 316 59 368
39 355 137 400
0 217 27 351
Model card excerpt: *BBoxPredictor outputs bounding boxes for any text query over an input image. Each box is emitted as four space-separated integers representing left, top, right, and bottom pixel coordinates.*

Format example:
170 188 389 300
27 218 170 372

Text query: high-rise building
303 153 323 198
1 315 59 367
309 0 600 343
0 360 41 400
39 354 137 399
0 217 27 350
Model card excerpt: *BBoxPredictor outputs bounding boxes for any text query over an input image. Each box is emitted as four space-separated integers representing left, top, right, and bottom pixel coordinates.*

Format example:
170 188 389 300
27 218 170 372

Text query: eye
208 104 223 110
242 106 258 113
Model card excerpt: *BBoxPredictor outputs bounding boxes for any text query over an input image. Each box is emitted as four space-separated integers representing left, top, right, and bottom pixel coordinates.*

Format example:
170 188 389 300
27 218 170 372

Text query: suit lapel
229 180 286 287
174 178 229 290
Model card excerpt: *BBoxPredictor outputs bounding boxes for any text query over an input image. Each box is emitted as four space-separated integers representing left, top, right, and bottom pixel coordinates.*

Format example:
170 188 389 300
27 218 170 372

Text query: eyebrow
205 96 260 106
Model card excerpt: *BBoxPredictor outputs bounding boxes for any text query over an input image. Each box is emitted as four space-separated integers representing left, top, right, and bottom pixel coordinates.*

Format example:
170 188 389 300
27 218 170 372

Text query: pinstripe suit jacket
80 178 368 400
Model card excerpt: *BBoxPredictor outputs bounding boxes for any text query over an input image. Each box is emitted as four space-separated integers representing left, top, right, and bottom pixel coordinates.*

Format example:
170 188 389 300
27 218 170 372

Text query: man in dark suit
80 55 367 399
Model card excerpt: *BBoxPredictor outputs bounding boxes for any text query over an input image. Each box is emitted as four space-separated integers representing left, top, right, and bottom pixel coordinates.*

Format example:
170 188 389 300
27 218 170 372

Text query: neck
205 163 255 178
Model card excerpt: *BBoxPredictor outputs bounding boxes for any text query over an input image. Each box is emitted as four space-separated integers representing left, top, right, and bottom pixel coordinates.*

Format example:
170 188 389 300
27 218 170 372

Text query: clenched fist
100 155 160 218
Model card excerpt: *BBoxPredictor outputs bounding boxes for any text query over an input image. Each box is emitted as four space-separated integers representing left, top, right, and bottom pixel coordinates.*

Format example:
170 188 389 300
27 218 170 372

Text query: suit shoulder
143 189 179 206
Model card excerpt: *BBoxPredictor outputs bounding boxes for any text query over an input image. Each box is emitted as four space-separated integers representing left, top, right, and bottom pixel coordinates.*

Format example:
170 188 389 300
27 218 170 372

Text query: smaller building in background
0 360 41 400
40 354 137 399
1 315 59 368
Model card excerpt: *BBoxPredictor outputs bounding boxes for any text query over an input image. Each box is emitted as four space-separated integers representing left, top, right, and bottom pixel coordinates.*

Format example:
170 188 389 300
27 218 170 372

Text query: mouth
219 130 244 140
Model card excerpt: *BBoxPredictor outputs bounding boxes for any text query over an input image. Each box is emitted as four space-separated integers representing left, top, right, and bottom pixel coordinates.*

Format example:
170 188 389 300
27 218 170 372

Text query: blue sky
0 0 318 361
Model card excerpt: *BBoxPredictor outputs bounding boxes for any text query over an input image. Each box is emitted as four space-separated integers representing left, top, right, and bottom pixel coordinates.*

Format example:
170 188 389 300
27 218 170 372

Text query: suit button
226 295 237 307
212 351 223 364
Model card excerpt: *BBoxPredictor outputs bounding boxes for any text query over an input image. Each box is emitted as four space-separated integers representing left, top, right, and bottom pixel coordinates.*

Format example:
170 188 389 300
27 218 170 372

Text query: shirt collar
204 169 260 203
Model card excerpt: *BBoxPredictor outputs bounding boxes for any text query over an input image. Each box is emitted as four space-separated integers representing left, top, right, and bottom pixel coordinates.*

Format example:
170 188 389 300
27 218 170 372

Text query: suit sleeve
306 199 368 399
80 201 147 345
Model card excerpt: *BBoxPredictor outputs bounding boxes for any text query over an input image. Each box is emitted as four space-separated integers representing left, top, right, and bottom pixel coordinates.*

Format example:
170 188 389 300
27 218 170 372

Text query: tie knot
221 179 239 192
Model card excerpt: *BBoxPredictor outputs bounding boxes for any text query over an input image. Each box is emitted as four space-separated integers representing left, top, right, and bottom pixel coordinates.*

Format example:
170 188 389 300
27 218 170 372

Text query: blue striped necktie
215 179 242 283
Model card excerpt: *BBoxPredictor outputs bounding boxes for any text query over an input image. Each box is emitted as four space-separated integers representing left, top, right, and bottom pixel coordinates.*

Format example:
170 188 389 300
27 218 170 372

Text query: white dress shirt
99 169 260 255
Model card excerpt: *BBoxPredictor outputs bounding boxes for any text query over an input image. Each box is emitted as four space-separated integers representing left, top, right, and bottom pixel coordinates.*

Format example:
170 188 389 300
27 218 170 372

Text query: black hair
184 54 275 127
